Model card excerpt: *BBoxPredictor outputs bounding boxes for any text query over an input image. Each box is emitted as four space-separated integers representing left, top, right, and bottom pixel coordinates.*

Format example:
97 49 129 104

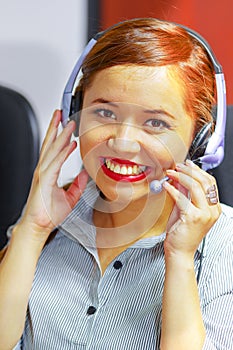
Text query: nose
107 123 141 154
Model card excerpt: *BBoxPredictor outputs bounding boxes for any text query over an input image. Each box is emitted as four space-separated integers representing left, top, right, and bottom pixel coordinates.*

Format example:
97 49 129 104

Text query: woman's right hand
17 110 88 242
0 110 88 349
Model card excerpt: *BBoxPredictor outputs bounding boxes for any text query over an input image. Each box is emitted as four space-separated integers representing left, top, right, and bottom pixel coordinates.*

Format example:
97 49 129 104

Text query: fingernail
64 120 72 128
53 110 61 126
65 120 76 130
163 181 169 188
185 159 196 167
78 169 89 190
175 163 185 169
166 169 176 174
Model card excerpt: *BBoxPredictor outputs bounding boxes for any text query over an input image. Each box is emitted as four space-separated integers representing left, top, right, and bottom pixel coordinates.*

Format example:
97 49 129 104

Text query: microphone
149 158 201 194
150 176 169 194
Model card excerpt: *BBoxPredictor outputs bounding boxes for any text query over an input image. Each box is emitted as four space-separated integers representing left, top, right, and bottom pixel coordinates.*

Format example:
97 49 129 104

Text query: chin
97 176 151 205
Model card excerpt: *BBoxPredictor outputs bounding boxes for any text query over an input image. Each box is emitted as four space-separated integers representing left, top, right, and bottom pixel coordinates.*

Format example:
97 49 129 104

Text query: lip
100 157 152 182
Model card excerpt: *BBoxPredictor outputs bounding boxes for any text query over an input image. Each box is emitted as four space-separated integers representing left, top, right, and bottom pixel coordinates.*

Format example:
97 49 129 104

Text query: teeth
120 165 127 175
105 159 146 176
133 165 139 175
114 164 121 174
127 166 133 175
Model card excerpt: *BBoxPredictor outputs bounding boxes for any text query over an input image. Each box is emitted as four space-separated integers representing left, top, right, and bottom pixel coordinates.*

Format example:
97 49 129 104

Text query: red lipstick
101 158 151 182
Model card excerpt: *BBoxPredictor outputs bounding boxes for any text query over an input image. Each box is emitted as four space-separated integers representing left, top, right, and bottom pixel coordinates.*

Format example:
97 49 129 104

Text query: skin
79 65 194 250
0 64 221 350
80 65 194 202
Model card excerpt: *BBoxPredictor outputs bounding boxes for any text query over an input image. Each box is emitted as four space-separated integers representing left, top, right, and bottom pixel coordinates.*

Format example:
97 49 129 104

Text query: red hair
77 18 216 133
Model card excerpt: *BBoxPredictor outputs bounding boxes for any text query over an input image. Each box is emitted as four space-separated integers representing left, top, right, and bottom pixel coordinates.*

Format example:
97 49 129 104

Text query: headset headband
61 21 227 170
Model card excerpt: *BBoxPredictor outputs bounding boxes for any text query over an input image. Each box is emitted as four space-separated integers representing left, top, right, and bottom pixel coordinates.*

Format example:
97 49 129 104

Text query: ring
206 184 218 205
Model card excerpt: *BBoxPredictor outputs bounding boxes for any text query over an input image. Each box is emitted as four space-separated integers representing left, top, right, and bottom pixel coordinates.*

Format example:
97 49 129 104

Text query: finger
176 160 216 193
182 161 221 211
40 120 77 171
167 168 221 216
66 169 89 208
166 169 210 209
163 181 191 214
171 179 189 198
40 110 61 160
39 140 78 186
184 161 220 208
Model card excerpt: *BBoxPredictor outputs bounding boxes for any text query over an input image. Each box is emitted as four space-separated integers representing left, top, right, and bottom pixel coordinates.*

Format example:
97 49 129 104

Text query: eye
144 119 171 131
94 108 116 120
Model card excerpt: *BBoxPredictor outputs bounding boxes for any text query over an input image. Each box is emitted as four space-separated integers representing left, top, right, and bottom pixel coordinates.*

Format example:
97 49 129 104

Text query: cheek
165 136 190 163
79 120 118 158
79 128 109 176
79 133 99 164
145 132 191 169
79 135 100 182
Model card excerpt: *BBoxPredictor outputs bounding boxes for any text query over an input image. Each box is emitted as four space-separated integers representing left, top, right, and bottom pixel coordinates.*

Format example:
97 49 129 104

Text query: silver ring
206 184 218 205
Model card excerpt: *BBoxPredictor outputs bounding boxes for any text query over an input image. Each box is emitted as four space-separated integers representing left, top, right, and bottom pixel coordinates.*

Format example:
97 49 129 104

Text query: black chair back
0 86 40 249
212 105 233 207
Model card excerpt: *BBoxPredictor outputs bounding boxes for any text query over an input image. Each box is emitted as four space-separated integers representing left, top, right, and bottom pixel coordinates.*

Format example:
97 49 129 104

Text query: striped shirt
14 181 233 349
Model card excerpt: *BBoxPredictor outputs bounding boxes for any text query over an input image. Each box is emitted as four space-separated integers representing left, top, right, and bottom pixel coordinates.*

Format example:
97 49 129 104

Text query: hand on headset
16 110 88 242
163 159 221 259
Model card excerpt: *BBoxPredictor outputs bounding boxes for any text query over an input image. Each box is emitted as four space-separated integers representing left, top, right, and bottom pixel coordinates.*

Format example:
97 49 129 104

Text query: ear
69 91 82 137
189 122 212 160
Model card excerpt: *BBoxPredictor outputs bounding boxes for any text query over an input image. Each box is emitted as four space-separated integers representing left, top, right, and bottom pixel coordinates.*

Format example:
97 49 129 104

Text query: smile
101 158 151 182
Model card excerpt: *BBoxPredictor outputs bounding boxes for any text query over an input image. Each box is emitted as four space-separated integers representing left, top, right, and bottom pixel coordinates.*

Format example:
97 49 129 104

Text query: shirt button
87 306 97 315
113 260 123 270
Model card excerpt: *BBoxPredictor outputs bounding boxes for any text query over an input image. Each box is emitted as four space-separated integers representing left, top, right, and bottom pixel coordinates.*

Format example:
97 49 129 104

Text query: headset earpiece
189 122 212 162
69 91 82 137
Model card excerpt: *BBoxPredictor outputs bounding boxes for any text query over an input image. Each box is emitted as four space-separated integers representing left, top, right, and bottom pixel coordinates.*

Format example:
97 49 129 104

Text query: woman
0 18 232 350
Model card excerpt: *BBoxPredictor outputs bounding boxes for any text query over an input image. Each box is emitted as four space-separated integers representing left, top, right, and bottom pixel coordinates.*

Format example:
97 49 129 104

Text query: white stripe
13 185 233 349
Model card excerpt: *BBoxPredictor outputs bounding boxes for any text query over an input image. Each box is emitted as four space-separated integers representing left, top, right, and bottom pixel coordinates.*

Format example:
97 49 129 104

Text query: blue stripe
11 186 233 350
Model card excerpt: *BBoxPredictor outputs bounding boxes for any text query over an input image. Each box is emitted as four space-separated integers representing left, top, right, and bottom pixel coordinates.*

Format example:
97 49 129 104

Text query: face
79 65 194 203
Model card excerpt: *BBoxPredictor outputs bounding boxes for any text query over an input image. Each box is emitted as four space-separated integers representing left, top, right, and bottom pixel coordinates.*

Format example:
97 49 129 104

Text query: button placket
87 261 101 318
97 252 129 307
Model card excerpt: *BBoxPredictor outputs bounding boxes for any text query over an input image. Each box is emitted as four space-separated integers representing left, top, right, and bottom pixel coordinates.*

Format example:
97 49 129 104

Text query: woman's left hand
163 159 222 257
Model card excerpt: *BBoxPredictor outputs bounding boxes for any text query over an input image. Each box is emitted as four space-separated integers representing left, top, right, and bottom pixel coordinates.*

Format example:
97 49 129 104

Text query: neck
93 191 174 249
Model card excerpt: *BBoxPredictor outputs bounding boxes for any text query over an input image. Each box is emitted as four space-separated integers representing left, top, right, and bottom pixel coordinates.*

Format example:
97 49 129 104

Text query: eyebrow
143 108 176 120
91 98 119 108
91 98 176 120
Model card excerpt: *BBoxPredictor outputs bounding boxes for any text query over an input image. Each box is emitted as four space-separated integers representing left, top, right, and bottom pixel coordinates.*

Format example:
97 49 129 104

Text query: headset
61 20 227 172
61 20 226 284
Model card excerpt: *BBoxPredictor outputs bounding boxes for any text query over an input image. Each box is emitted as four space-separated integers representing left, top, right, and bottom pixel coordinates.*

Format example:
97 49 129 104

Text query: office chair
0 86 40 249
212 105 233 207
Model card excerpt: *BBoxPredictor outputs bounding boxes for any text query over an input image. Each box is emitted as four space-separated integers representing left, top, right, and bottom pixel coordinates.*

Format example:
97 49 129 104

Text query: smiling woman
79 64 193 206
0 18 232 350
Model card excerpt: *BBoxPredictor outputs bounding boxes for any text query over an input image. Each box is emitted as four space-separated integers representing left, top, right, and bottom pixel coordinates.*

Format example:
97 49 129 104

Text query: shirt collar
59 180 206 254
59 181 98 248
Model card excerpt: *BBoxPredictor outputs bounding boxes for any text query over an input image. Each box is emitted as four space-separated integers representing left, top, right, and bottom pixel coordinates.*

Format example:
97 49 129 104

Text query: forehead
83 65 190 121
85 64 182 98
98 64 168 81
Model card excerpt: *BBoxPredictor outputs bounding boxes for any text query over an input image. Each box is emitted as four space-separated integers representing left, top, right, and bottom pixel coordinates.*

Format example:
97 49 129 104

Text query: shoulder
208 203 233 241
206 203 233 255
202 203 233 277
200 203 233 287
214 202 233 237
198 204 233 307
220 202 233 219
